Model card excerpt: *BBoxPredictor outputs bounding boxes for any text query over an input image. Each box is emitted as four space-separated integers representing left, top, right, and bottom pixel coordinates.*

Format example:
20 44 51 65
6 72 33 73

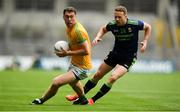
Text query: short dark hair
63 7 77 15
115 5 127 15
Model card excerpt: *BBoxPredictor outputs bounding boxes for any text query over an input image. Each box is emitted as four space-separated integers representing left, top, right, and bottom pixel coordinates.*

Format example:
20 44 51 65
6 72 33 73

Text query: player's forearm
66 49 89 56
95 26 107 39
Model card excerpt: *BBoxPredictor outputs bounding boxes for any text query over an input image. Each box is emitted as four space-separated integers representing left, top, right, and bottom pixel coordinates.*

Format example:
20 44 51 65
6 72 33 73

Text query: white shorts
68 64 90 80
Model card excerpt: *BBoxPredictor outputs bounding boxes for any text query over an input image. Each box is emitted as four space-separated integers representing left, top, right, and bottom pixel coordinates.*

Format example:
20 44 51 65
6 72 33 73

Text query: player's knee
93 71 103 81
109 76 118 83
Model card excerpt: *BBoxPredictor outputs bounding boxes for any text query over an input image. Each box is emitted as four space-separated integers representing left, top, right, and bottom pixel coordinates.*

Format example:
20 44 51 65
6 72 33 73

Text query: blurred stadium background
0 0 179 72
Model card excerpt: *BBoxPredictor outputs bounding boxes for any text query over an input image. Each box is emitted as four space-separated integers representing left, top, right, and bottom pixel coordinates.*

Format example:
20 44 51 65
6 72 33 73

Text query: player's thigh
93 62 113 80
53 71 76 86
108 64 127 83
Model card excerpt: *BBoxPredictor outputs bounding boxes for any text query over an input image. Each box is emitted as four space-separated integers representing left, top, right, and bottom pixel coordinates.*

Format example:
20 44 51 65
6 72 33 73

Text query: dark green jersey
106 19 144 57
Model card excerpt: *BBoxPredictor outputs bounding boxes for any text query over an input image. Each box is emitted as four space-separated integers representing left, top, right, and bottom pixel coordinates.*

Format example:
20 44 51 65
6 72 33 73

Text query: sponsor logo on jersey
113 29 119 33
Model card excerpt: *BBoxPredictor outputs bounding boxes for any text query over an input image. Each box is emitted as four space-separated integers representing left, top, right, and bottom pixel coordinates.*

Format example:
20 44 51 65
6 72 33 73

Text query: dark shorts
104 51 137 70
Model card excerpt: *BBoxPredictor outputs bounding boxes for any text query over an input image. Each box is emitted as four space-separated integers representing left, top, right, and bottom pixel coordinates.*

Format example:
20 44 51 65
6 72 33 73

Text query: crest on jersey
128 27 132 32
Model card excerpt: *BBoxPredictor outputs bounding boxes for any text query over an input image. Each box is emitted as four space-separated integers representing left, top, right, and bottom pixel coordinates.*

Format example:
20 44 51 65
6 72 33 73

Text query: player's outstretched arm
92 25 108 46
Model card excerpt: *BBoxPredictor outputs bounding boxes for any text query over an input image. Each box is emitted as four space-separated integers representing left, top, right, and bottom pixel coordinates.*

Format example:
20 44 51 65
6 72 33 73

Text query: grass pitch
0 70 180 111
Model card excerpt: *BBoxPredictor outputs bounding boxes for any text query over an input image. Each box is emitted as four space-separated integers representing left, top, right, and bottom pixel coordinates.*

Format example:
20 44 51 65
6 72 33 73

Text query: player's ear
125 14 128 18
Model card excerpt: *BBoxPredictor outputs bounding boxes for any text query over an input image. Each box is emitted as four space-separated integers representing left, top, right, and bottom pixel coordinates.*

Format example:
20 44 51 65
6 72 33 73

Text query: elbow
83 49 90 55
84 50 90 55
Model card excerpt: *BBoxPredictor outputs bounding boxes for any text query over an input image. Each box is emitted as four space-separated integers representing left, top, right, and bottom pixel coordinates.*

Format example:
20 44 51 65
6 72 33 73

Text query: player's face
63 11 76 28
114 11 127 26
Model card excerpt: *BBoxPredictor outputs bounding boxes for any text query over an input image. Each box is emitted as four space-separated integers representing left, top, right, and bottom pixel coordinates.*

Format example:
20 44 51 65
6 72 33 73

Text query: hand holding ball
54 41 69 57
54 41 69 52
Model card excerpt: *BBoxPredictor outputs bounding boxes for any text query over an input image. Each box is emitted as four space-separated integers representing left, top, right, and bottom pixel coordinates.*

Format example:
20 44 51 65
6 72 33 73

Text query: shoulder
74 22 87 32
127 19 144 26
74 22 81 30
107 20 116 26
106 20 117 30
127 19 144 30
76 22 83 27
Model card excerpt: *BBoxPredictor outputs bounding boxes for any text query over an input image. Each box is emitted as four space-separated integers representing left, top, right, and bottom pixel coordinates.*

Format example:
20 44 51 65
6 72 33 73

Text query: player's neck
67 22 77 30
117 19 127 26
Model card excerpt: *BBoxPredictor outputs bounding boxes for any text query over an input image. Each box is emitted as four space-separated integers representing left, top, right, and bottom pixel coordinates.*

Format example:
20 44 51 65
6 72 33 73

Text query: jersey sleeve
75 29 86 44
106 20 115 31
106 23 111 31
138 20 144 30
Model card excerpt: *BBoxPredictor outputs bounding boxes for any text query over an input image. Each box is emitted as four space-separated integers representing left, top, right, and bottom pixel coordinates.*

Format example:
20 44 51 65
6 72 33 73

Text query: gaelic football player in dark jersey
66 5 151 105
